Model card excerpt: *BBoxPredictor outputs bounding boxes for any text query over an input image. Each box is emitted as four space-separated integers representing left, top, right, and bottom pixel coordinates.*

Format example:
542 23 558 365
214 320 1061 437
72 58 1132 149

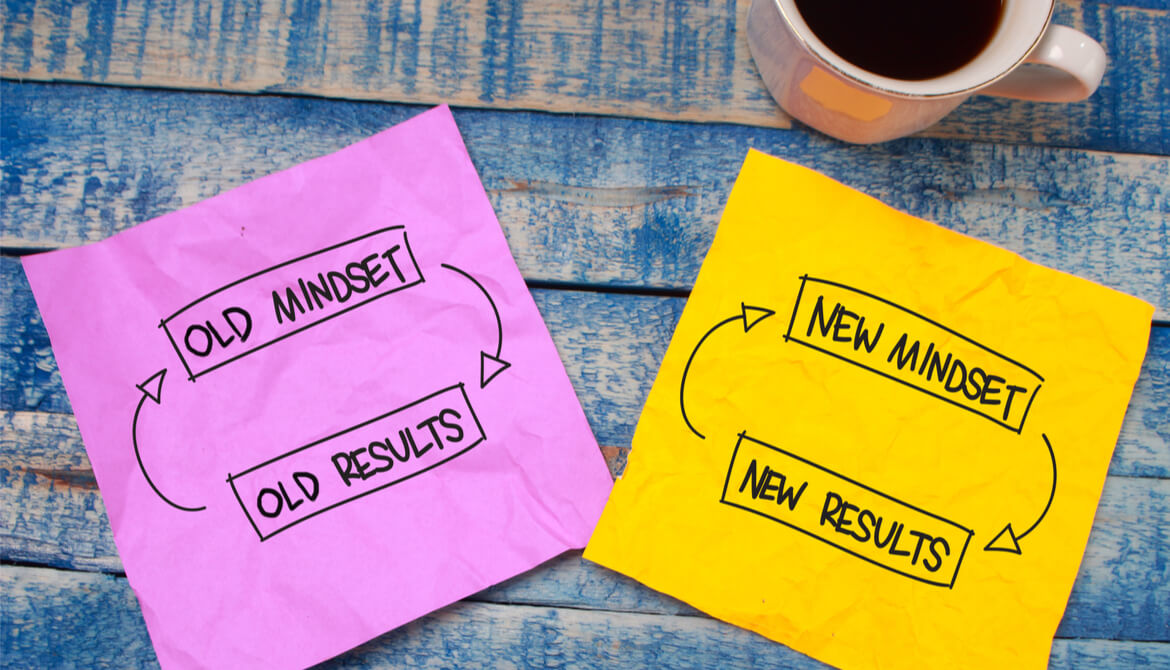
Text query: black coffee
793 0 1004 81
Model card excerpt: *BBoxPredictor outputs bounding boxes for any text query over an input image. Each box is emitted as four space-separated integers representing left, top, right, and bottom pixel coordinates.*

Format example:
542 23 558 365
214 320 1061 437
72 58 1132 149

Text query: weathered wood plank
490 474 1170 645
1 0 1167 153
2 566 158 669
0 256 679 451
4 409 1169 638
3 266 1169 652
3 257 1168 476
2 84 1168 315
7 440 1167 645
3 565 1170 670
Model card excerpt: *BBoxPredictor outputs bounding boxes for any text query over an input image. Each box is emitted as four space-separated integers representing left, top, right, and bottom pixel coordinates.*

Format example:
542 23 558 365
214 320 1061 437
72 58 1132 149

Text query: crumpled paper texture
23 105 613 670
584 149 1152 670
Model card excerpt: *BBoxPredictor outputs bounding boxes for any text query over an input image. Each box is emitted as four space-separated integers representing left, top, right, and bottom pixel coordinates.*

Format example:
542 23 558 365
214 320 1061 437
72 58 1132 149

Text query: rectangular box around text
721 433 973 588
228 383 485 540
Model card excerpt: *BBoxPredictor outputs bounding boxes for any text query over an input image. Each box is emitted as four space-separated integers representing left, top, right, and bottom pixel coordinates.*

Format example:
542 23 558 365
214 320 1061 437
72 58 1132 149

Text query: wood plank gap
0 75 438 110
525 279 690 299
0 247 56 257
8 76 1170 161
3 562 1165 646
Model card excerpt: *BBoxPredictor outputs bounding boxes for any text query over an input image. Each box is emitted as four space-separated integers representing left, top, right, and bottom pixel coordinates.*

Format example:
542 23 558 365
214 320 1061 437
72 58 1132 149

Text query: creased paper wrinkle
584 150 1153 670
21 105 613 670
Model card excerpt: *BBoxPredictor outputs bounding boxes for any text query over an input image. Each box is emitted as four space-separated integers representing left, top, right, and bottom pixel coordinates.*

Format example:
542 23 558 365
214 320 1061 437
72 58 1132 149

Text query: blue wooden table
1 1 1167 668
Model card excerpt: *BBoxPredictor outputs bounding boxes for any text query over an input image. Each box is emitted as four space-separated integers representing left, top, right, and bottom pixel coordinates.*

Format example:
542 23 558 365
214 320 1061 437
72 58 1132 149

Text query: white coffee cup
747 0 1107 143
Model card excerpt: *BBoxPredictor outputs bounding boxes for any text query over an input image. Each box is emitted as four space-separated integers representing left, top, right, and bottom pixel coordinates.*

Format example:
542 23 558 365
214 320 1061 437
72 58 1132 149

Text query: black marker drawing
679 303 776 439
134 226 518 538
985 433 1057 554
784 275 1044 434
227 383 486 541
161 227 425 381
131 369 206 512
720 432 974 588
676 275 1062 586
442 263 510 388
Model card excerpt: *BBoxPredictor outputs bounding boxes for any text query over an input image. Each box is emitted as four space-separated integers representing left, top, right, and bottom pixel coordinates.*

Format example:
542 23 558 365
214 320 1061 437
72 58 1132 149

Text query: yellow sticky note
584 151 1154 670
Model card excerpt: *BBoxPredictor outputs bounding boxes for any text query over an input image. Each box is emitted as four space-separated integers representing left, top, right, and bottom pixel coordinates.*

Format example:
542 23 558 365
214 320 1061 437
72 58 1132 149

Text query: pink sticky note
23 106 614 669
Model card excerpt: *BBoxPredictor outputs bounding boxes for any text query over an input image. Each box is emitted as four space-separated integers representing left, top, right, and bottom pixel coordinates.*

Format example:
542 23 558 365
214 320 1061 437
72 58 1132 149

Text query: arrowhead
136 369 167 405
984 524 1023 554
480 353 511 388
740 304 776 332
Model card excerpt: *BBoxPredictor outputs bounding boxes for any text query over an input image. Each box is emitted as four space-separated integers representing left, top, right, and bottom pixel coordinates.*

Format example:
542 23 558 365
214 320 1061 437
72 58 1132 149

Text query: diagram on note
128 226 518 541
23 106 614 670
585 150 1152 670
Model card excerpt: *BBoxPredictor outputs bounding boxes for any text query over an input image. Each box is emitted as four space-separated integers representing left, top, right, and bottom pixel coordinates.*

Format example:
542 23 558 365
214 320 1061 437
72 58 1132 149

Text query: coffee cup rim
771 0 1055 99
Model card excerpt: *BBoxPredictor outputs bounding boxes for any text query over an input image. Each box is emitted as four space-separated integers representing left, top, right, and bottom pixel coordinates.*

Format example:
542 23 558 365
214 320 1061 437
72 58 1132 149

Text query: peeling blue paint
77 0 116 79
429 0 466 95
284 0 325 85
131 0 152 79
401 0 422 91
45 0 72 73
189 0 211 62
354 0 382 84
580 0 605 98
1 0 35 72
212 0 235 84
479 0 502 102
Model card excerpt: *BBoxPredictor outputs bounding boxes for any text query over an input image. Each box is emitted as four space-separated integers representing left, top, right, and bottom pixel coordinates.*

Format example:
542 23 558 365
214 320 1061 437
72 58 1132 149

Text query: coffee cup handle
980 24 1106 102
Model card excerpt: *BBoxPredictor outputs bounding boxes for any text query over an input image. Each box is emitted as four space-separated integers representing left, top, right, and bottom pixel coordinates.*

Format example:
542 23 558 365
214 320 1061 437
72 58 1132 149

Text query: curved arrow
680 303 776 439
984 432 1056 554
132 369 206 512
442 263 510 388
